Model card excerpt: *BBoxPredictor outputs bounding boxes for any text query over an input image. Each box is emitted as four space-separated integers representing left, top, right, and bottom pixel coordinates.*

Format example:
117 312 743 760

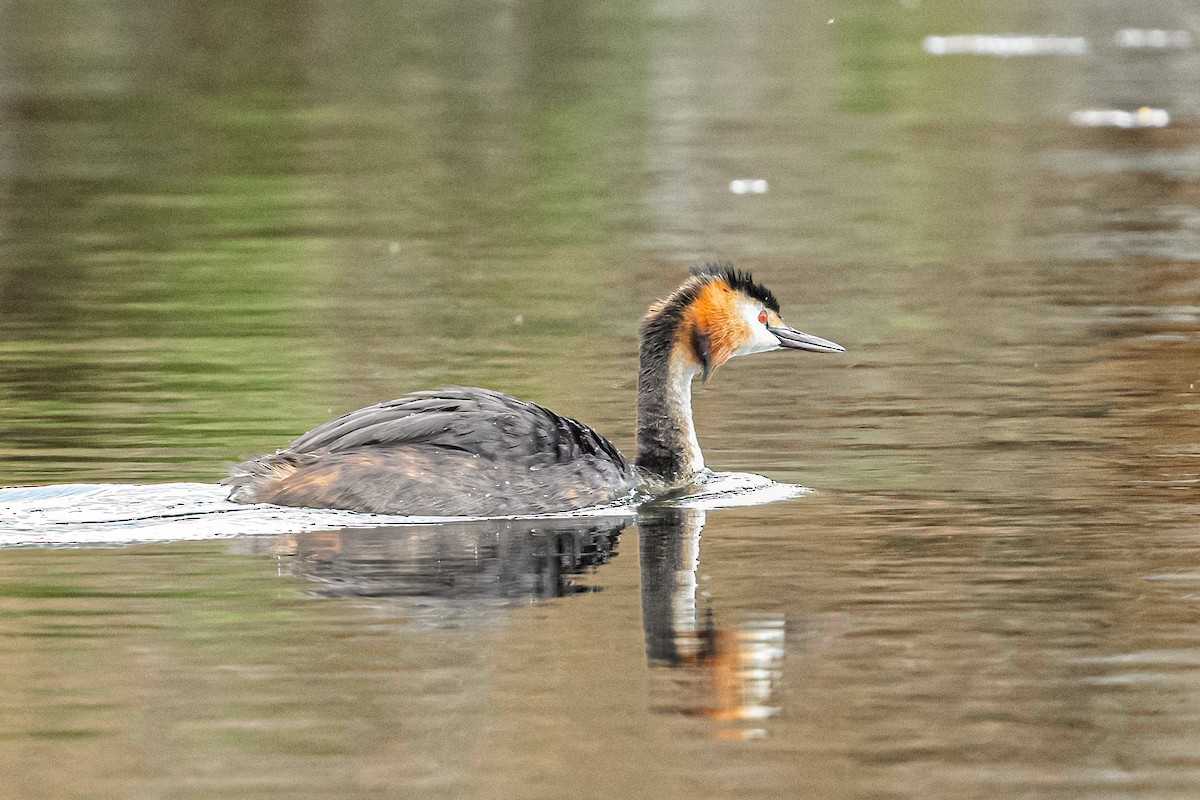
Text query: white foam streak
0 473 810 548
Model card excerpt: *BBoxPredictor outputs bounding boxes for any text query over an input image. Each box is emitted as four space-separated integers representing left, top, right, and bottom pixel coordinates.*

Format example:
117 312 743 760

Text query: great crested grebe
224 263 844 516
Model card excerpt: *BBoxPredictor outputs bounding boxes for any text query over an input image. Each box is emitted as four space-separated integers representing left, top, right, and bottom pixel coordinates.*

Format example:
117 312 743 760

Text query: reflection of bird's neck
635 310 704 486
639 507 706 664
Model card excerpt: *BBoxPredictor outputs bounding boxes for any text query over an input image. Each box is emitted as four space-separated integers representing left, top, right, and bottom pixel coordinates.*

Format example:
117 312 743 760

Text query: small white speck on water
729 178 769 194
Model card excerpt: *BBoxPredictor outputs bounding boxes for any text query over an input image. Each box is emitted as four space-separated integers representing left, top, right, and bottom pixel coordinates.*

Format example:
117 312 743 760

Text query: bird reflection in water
244 508 785 734
639 506 786 739
244 517 628 613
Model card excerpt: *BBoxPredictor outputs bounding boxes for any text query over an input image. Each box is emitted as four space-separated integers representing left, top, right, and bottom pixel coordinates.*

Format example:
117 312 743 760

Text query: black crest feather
688 262 780 312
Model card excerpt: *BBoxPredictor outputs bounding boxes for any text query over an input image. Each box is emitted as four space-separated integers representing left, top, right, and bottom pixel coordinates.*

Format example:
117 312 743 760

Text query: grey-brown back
225 387 639 516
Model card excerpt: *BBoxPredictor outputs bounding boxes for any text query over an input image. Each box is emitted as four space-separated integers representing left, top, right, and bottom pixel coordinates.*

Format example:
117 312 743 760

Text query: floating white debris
924 34 1089 57
729 179 769 195
1070 106 1170 129
1115 29 1192 49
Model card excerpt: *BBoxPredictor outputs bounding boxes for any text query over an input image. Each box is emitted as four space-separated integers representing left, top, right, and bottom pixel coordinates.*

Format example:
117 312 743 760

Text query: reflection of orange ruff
698 629 749 722
669 627 777 724
662 618 782 734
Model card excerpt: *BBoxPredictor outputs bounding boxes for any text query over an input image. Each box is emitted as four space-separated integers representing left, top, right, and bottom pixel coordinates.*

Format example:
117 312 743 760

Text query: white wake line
0 474 811 548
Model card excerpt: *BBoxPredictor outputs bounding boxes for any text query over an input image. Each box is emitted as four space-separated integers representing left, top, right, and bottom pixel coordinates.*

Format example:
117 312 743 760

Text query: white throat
670 361 704 475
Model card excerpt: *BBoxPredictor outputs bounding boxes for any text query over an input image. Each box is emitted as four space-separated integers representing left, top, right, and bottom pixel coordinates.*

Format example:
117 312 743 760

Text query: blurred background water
1 0 1200 798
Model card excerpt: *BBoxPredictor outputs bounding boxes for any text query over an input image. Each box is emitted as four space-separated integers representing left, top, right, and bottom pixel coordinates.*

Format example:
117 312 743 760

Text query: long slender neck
635 318 704 487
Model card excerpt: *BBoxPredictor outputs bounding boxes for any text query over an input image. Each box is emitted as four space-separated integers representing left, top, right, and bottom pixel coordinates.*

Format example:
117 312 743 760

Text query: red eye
758 309 768 325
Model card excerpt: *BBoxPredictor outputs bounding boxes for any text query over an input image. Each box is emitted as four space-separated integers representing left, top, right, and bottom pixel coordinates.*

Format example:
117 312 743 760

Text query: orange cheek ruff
681 282 751 370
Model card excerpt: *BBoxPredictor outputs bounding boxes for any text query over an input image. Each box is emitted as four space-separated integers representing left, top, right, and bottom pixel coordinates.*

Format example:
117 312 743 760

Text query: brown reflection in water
639 507 785 738
1044 128 1200 513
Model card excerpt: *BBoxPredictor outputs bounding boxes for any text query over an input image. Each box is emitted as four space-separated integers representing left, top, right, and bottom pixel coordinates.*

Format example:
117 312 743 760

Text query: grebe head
643 262 844 382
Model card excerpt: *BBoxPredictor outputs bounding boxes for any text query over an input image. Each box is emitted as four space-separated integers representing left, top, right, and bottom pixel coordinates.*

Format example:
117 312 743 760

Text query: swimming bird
224 263 844 516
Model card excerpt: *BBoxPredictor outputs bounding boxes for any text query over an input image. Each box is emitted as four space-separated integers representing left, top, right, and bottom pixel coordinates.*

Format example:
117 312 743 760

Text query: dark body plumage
224 387 638 516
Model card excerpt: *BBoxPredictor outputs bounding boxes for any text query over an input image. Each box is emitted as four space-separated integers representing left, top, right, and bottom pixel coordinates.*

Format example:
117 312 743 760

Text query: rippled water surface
2 1 1200 798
